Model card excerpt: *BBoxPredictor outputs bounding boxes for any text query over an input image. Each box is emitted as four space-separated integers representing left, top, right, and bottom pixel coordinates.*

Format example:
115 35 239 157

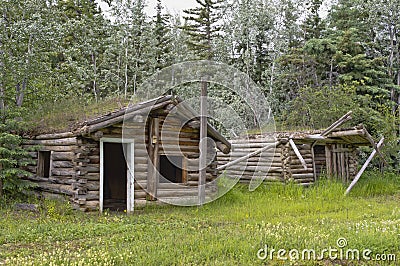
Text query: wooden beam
217 141 280 171
289 139 307 170
321 111 353 137
34 132 75 140
147 118 155 201
84 101 168 134
199 81 207 205
345 137 385 195
148 118 160 200
362 128 388 166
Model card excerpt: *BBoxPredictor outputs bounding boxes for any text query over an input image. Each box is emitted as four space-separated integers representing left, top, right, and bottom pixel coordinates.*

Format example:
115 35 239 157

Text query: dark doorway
103 143 127 211
37 151 51 178
313 145 326 178
159 155 183 183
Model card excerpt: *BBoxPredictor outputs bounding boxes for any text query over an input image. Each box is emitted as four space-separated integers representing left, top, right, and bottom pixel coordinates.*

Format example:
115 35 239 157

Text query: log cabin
23 95 231 212
217 125 379 186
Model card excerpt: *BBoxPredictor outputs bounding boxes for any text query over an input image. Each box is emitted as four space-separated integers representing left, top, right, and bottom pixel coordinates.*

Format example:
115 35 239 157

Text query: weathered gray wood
362 129 387 165
52 169 76 176
34 132 75 140
217 141 280 171
24 138 77 146
85 101 168 134
345 137 384 195
52 161 74 168
321 111 353 137
289 139 308 170
215 141 230 154
199 81 208 205
148 118 159 201
51 152 75 161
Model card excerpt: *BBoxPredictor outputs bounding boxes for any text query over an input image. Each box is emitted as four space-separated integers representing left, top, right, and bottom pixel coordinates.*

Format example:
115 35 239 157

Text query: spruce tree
153 0 172 70
182 0 225 60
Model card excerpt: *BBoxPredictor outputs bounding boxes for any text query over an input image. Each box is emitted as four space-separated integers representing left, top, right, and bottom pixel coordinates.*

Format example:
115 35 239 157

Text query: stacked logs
217 138 284 183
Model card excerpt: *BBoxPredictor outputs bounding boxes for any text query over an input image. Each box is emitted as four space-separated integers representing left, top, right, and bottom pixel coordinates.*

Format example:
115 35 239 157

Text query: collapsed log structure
217 124 380 186
23 95 231 212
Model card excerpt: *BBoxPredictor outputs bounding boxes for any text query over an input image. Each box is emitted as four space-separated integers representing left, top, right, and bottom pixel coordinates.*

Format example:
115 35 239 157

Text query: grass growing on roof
0 171 399 265
25 95 140 134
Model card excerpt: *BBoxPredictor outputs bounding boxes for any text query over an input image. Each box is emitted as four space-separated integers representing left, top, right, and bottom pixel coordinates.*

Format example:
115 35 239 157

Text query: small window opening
37 151 51 178
159 155 183 183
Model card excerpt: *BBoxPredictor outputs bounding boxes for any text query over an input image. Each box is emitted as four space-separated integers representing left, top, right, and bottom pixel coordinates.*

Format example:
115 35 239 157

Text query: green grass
0 172 399 265
25 95 135 134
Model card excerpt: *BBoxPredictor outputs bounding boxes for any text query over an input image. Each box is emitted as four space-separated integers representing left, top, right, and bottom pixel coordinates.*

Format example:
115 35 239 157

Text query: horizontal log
231 143 280 149
84 182 100 191
86 101 170 133
47 176 77 185
291 173 315 178
133 172 148 181
292 178 315 183
24 138 77 146
34 132 75 140
290 168 314 174
77 165 99 174
239 176 283 182
134 188 216 199
289 163 313 168
230 139 277 144
52 152 75 161
221 166 283 172
187 173 213 182
38 183 74 196
53 161 74 168
86 173 100 181
217 158 281 164
219 152 280 157
52 168 76 176
222 170 283 177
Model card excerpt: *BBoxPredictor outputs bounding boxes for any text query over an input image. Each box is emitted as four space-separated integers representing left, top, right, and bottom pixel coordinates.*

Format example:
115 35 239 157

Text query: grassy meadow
0 172 399 265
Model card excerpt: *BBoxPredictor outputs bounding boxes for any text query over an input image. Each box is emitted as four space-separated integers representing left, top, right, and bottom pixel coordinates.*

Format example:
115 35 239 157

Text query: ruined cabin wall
217 139 315 185
218 137 360 186
285 141 315 185
23 136 99 211
217 138 285 183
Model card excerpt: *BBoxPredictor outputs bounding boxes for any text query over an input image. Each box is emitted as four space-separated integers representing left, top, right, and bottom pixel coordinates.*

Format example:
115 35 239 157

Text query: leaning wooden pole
199 80 207 205
345 137 385 195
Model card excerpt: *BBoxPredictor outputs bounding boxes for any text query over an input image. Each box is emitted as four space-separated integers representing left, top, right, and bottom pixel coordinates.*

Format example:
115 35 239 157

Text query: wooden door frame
100 138 135 214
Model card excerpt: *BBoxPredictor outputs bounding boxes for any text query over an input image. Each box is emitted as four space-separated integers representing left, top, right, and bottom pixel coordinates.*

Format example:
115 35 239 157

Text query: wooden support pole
321 111 353 137
289 139 307 170
199 81 207 205
345 137 384 195
148 118 159 200
363 129 388 166
217 141 280 171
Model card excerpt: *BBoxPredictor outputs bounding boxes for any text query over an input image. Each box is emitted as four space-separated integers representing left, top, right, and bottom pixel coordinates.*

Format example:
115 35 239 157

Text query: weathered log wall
217 138 285 183
24 107 219 211
217 137 359 186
